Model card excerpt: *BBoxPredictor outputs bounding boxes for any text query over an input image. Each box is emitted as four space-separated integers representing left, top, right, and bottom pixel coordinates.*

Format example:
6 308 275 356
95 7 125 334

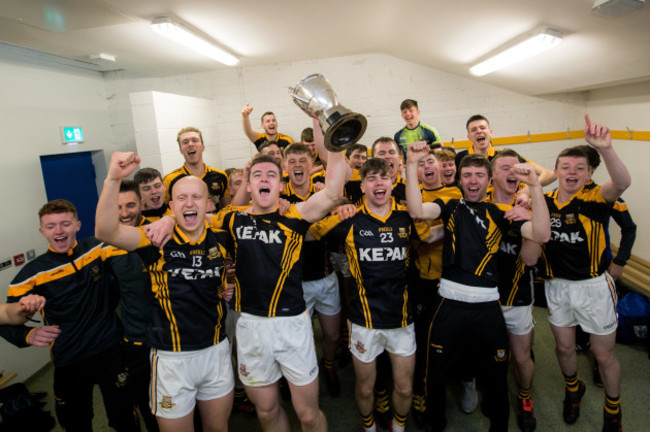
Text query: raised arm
310 118 353 181
296 147 347 222
405 142 442 220
584 114 631 202
241 103 259 143
95 152 145 251
515 163 551 243
535 164 556 187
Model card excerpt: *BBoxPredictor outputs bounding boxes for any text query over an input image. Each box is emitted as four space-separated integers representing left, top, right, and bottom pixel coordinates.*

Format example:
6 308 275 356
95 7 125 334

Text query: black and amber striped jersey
210 206 311 317
281 181 331 281
253 132 294 150
583 180 636 267
484 196 534 306
163 163 229 205
415 185 462 280
540 186 613 280
436 199 523 288
1 238 122 367
310 198 430 329
345 171 407 206
136 223 228 352
142 202 173 223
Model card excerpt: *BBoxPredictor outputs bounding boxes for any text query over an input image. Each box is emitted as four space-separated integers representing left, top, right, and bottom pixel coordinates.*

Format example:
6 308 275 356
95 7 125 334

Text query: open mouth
374 189 387 199
151 195 161 206
120 217 133 224
54 236 68 248
424 170 435 180
259 186 271 198
187 149 197 156
293 169 304 182
565 177 579 187
183 211 198 225
506 178 518 187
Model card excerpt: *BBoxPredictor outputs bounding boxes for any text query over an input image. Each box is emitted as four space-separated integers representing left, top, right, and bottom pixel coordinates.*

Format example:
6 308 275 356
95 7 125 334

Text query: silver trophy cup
289 73 367 152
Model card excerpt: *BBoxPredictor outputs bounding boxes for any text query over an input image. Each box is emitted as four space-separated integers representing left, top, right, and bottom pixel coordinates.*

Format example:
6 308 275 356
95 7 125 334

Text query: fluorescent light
469 28 562 76
151 17 239 66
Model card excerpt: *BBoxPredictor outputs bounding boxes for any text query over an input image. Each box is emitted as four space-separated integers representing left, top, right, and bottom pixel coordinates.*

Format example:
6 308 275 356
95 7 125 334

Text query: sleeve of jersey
611 200 637 266
309 214 344 241
100 244 128 260
413 220 433 241
423 125 441 144
1 270 38 347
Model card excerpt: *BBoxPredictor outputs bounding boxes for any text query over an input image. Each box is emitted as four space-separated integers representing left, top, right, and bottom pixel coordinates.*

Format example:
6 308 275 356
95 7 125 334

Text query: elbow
408 208 422 219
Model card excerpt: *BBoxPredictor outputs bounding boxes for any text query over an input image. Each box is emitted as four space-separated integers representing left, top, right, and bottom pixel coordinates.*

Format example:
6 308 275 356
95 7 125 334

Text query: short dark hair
300 127 314 142
134 167 163 186
284 143 312 159
346 143 368 158
555 147 588 169
466 114 490 131
573 145 601 170
261 111 275 123
490 149 521 168
371 137 399 157
248 154 283 180
400 99 418 111
359 158 389 181
120 179 141 200
258 140 280 153
459 154 491 178
39 199 78 219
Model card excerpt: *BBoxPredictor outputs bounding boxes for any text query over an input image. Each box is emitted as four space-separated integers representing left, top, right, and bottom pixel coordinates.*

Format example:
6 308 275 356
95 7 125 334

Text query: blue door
40 152 99 240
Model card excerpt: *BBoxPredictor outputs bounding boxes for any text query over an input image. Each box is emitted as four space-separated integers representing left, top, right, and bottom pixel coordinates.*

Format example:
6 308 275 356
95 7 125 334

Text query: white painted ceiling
0 0 649 95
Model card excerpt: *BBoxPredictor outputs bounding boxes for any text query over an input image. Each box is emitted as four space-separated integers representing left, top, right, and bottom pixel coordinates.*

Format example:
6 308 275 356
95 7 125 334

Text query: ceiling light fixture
469 28 562 77
151 17 239 66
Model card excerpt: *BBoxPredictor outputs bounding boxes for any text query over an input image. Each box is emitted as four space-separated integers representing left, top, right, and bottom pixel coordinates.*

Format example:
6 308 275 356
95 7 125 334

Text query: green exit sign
60 126 84 144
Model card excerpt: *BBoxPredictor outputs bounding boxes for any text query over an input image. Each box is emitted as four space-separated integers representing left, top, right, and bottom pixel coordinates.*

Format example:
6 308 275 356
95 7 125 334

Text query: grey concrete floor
22 306 650 431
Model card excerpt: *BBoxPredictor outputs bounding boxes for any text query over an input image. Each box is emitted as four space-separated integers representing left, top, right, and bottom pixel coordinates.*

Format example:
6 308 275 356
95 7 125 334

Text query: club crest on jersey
208 247 221 260
91 265 101 282
565 213 577 225
239 363 250 377
354 340 366 354
160 396 175 409
398 227 408 238
494 349 507 362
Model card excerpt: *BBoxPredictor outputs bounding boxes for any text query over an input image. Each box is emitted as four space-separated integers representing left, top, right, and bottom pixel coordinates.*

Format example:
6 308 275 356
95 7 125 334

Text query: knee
591 346 617 367
555 342 574 357
393 382 413 399
255 402 281 424
356 382 374 400
512 349 531 366
296 406 321 428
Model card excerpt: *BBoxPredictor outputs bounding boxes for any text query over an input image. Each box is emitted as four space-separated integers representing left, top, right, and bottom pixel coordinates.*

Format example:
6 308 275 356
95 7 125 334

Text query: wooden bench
612 247 650 297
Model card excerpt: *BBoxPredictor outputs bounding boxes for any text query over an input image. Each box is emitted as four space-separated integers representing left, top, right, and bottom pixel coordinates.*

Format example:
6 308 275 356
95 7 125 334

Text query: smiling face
261 113 278 136
491 155 520 196
459 165 490 202
139 177 165 210
169 176 208 238
39 212 81 253
247 160 282 213
348 149 367 169
417 153 441 189
178 131 205 166
373 140 401 181
118 190 142 227
401 106 420 129
439 160 457 185
361 169 393 210
555 155 589 196
285 151 313 188
467 119 493 155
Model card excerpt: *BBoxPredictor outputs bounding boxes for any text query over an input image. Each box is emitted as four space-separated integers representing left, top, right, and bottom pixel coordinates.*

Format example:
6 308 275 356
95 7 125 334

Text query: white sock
392 418 406 432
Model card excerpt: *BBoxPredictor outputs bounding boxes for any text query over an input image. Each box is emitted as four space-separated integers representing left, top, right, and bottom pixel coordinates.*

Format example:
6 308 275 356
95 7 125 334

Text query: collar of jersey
48 241 79 256
172 221 208 245
361 196 397 222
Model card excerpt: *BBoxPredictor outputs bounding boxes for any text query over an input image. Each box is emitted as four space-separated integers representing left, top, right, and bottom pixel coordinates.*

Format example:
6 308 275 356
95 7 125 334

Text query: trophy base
321 110 367 152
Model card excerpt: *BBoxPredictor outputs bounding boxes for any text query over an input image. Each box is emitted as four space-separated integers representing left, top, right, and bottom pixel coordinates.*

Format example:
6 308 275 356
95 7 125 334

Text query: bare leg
245 382 290 432
288 378 327 432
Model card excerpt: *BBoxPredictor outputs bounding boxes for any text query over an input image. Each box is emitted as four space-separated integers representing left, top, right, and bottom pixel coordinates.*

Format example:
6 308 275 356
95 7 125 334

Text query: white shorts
150 342 234 419
224 303 241 343
236 312 319 387
349 322 416 363
330 252 351 278
545 273 618 335
502 305 535 336
303 272 341 317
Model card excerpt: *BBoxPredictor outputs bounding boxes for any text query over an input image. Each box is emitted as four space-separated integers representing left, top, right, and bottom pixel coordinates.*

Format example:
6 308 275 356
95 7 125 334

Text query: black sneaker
516 397 537 432
603 409 622 432
322 361 341 397
374 392 391 429
593 362 604 387
412 393 426 429
563 381 586 424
